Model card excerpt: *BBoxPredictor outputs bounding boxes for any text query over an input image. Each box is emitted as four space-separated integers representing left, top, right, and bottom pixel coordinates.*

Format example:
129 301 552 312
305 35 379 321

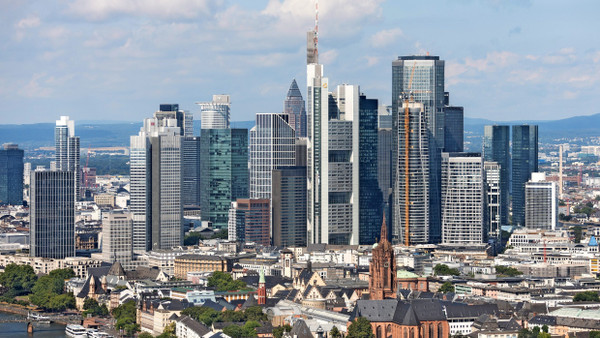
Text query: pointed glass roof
286 79 303 99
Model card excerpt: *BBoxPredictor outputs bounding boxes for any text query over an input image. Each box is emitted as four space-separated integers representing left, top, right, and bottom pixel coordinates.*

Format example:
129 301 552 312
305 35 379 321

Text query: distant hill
1 114 598 151
0 120 256 150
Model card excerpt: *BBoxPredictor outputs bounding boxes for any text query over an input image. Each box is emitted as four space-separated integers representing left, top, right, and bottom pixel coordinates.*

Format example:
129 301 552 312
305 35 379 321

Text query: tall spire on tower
380 213 388 244
306 0 319 64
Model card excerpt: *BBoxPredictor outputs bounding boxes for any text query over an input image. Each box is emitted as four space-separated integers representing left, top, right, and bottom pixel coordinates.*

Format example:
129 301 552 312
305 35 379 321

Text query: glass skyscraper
359 95 383 245
284 79 307 138
393 101 430 245
30 170 75 259
0 143 24 206
443 106 464 153
249 113 295 199
130 117 183 253
200 128 249 230
483 125 510 225
441 152 484 245
512 125 538 226
392 55 445 244
55 116 80 200
272 166 307 248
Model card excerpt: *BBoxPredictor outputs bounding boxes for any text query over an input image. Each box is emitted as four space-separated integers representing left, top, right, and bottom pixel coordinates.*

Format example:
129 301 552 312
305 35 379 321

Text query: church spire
380 214 388 244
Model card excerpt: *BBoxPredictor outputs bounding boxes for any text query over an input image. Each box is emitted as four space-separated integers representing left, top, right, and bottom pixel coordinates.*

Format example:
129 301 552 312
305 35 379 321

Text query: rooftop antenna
314 0 319 62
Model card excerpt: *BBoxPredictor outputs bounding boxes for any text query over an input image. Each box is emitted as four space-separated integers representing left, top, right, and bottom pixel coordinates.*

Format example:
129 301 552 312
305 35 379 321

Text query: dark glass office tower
0 144 24 206
200 128 249 230
30 170 75 259
272 166 307 248
483 125 510 225
182 136 201 206
284 79 307 138
392 55 445 244
359 95 383 245
443 106 464 153
512 125 538 226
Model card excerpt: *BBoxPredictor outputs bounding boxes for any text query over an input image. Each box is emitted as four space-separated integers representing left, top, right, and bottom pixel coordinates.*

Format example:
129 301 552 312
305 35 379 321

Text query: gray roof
289 319 312 338
177 315 211 336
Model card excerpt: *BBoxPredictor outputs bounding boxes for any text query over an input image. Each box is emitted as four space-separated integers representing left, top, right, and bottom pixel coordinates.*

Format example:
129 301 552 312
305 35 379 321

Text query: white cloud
18 73 52 98
365 56 380 67
320 49 338 64
16 16 40 29
370 28 403 48
67 0 222 21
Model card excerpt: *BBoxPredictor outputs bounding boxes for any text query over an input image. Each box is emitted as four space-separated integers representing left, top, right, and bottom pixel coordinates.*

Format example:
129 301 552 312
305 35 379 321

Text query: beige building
173 254 233 279
0 254 104 278
94 193 116 207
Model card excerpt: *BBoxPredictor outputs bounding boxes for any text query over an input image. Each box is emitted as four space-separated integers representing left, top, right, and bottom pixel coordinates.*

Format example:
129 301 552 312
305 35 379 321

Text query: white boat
89 332 114 338
65 324 88 338
27 312 51 321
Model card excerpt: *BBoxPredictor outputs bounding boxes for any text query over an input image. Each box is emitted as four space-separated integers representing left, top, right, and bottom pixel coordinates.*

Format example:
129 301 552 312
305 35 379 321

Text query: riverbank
0 310 67 338
0 302 80 325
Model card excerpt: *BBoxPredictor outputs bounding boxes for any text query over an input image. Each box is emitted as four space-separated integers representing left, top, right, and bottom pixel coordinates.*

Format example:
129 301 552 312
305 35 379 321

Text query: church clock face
384 262 389 268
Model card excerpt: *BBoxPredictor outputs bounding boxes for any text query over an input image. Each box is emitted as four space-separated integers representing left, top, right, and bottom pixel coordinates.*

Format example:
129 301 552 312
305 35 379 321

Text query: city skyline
1 0 599 124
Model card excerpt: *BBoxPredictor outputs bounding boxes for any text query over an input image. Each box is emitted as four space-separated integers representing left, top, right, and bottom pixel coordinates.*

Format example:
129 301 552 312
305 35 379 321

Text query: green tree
212 229 228 239
29 269 76 311
113 300 138 336
181 306 221 326
184 232 203 246
571 226 583 243
157 322 177 338
49 268 76 280
137 332 153 338
347 317 374 338
244 306 267 322
218 310 245 323
330 326 342 338
223 325 244 338
273 324 292 338
433 264 460 276
82 298 109 317
589 331 600 338
207 271 246 292
439 281 455 293
573 291 600 302
495 265 523 277
0 264 37 298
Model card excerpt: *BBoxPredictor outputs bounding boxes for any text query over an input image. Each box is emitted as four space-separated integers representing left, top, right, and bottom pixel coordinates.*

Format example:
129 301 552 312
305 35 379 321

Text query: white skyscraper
101 210 133 269
130 117 183 253
525 172 557 230
197 95 230 130
484 161 501 242
55 116 80 200
441 152 484 245
249 113 295 199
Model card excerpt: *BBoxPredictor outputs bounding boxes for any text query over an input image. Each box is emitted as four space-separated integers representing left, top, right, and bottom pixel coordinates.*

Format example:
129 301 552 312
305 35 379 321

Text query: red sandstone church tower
369 216 397 300
257 270 266 305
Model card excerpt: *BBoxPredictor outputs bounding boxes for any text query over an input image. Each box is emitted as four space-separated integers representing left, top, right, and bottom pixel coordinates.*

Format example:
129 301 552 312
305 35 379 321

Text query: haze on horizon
0 0 598 124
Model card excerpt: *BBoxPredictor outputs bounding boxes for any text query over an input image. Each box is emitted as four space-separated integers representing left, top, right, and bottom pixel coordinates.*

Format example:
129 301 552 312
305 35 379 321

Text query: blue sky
0 0 598 124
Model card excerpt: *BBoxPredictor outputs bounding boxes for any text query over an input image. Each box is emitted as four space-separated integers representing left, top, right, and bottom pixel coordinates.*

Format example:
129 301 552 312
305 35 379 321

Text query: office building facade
484 161 501 242
525 173 557 230
512 125 538 226
197 95 231 130
441 153 484 245
55 116 80 200
483 125 510 226
443 106 464 153
284 79 307 138
182 136 201 206
249 113 295 199
272 166 307 248
130 117 183 253
101 210 133 269
0 144 24 205
30 170 75 259
200 128 248 230
228 199 270 246
393 101 430 245
358 95 383 245
392 56 445 244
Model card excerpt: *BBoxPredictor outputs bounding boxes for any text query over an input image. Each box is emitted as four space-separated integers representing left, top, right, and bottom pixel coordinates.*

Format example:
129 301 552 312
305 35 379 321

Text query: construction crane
400 61 431 246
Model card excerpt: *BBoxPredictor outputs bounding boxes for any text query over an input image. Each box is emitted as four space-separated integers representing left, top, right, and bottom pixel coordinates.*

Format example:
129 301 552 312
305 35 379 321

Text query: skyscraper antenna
314 0 319 60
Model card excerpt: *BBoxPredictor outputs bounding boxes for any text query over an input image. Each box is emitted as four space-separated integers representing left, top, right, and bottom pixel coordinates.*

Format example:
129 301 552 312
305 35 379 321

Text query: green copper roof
397 270 420 279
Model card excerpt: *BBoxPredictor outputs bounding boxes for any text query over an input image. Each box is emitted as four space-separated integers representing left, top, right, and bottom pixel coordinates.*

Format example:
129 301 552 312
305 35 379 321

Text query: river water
0 311 67 337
